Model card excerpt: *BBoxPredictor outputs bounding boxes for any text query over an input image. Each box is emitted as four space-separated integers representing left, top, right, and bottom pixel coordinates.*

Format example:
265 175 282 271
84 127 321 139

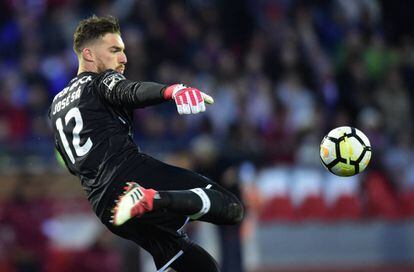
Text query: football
320 126 372 177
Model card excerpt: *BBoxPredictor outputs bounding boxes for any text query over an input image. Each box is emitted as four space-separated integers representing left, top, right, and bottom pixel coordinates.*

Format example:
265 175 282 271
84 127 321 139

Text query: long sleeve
94 70 167 108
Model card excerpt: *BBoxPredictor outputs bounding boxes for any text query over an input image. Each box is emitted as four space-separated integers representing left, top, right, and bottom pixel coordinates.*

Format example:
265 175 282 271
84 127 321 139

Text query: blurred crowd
1 0 414 271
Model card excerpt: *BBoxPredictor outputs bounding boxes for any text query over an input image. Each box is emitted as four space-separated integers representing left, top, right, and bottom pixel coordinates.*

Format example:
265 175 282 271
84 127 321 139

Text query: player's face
93 33 127 74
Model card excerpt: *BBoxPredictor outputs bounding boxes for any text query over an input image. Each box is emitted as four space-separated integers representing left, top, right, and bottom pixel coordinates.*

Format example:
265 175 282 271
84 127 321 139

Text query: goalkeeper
48 15 243 272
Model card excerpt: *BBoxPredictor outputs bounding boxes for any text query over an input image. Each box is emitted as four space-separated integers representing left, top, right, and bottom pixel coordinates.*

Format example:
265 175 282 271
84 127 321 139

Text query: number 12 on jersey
56 107 93 164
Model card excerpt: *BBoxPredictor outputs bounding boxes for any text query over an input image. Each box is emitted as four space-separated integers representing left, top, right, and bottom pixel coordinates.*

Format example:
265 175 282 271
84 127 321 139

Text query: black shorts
98 153 223 269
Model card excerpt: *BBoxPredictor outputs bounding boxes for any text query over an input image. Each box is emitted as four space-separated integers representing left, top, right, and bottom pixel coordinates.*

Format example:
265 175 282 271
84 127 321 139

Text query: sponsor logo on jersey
53 75 92 102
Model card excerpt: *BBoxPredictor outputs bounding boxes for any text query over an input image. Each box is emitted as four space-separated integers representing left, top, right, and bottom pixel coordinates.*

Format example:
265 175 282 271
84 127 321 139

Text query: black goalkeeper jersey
49 70 166 211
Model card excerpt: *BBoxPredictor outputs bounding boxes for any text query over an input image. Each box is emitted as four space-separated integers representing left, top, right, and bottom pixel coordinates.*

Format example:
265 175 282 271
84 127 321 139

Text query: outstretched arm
94 70 167 108
94 70 214 112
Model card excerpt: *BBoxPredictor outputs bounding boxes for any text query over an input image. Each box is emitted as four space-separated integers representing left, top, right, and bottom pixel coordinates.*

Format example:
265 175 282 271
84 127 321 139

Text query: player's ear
81 48 94 62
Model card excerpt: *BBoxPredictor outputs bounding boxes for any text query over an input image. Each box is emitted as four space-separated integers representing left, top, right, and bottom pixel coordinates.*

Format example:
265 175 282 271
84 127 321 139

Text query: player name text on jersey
51 75 92 115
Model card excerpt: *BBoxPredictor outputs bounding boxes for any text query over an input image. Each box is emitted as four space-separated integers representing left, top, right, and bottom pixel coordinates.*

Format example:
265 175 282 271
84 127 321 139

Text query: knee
226 200 244 224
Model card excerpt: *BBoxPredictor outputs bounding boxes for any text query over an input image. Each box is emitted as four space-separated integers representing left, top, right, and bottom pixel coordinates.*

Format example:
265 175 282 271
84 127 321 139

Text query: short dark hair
73 15 121 54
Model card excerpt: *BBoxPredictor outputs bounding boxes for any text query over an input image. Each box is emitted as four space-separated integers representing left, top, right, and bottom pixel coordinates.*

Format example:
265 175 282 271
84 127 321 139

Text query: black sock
154 190 202 215
153 188 244 225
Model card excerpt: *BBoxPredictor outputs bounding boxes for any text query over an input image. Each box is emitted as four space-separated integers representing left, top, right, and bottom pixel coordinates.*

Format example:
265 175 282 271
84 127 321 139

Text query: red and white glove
164 84 214 115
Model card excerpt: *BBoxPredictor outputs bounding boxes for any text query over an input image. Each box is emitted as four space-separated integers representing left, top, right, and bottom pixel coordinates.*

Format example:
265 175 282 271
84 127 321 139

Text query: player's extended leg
168 243 219 272
106 218 219 272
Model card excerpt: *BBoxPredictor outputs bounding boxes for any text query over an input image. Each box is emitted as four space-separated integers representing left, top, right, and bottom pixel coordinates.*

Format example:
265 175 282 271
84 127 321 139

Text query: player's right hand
164 84 214 115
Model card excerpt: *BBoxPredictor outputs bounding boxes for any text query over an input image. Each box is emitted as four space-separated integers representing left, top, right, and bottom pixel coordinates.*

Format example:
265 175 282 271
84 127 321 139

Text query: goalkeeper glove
164 84 214 115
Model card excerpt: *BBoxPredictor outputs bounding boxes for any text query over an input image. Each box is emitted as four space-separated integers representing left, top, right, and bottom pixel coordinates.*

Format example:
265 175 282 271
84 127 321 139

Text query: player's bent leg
191 187 244 225
167 243 220 272
107 154 244 227
112 184 243 226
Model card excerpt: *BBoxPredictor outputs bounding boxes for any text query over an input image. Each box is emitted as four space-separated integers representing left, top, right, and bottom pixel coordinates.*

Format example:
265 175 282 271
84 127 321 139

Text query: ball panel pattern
320 126 372 176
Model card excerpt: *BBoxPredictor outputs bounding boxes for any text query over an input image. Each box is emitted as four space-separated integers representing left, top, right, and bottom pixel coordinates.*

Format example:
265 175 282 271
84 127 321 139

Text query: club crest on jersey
103 73 125 90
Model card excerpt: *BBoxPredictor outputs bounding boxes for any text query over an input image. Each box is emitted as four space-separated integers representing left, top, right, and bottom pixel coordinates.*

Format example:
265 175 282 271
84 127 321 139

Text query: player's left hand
164 84 214 115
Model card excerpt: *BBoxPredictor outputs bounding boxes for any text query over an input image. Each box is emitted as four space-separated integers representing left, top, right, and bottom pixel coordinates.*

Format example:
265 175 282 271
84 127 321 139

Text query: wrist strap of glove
163 84 186 100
